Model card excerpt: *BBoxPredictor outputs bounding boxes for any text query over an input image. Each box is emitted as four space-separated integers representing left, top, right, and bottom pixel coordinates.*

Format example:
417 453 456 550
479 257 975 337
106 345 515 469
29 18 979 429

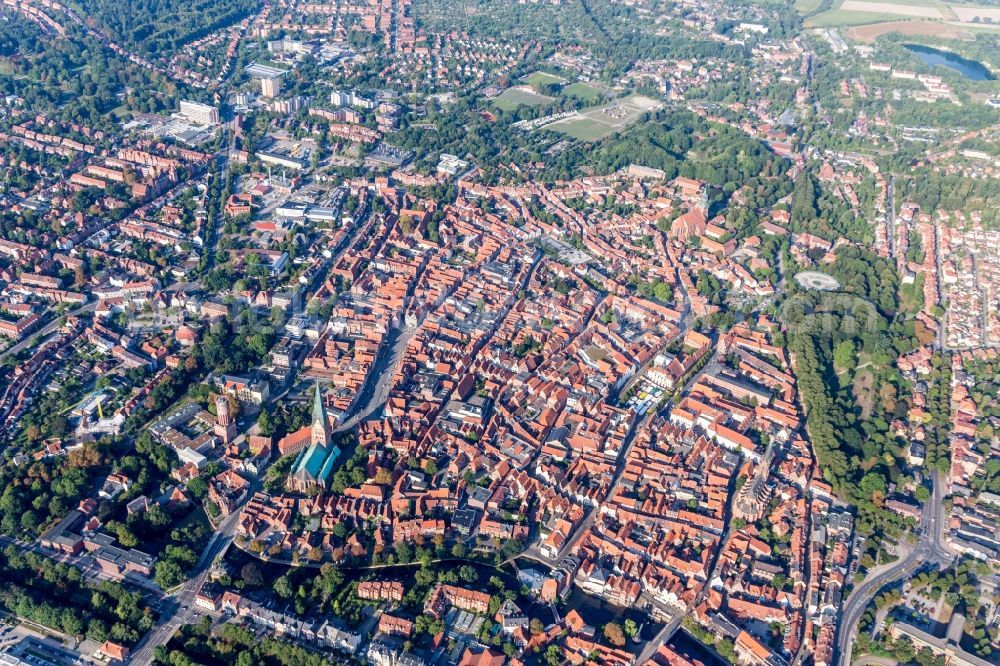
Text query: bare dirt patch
544 95 663 141
848 19 973 41
853 368 875 419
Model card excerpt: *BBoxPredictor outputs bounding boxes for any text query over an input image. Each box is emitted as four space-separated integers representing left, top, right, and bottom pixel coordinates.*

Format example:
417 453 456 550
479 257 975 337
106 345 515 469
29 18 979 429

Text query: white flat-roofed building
178 100 219 125
246 62 289 79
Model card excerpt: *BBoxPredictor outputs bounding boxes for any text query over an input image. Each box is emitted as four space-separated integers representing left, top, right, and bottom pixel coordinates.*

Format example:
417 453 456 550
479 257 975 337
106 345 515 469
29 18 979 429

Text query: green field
794 0 823 13
521 71 566 89
493 87 555 111
543 95 663 141
562 81 604 101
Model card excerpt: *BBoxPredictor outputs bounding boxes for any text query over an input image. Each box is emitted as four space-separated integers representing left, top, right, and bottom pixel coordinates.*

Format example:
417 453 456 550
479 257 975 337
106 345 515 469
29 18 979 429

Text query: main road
834 471 952 666
128 501 248 666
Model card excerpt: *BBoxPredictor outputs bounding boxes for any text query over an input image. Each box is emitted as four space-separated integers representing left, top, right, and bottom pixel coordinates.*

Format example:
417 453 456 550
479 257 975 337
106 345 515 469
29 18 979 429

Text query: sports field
562 81 604 101
543 95 662 141
521 71 566 90
493 86 555 111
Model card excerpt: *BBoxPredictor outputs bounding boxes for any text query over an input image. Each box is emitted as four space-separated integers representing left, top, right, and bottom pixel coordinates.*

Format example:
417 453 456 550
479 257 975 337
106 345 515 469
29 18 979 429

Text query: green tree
833 339 856 371
273 576 294 599
154 560 186 589
186 477 209 500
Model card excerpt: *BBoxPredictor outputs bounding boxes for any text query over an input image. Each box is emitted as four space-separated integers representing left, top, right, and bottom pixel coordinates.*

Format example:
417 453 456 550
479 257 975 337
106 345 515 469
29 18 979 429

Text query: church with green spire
286 382 340 493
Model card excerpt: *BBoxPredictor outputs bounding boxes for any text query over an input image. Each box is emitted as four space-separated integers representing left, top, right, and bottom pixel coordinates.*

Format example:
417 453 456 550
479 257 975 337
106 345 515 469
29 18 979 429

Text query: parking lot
1 630 89 666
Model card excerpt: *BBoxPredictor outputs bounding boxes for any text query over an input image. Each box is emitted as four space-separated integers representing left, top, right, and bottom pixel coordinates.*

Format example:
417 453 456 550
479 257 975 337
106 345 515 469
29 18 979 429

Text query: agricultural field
542 95 662 141
950 5 1000 21
847 19 973 40
806 0 940 25
807 0 1000 27
795 0 824 13
493 86 556 111
839 0 946 18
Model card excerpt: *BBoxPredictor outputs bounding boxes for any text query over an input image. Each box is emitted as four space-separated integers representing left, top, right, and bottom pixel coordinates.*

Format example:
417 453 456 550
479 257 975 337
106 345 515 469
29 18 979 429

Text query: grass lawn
175 505 211 534
521 71 566 89
562 81 604 101
143 505 212 567
847 18 976 39
900 273 926 314
952 21 1000 33
493 87 555 111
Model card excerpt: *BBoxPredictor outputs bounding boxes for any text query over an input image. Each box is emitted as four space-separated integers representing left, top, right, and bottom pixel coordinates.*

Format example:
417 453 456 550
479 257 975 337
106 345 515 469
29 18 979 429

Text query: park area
542 95 663 141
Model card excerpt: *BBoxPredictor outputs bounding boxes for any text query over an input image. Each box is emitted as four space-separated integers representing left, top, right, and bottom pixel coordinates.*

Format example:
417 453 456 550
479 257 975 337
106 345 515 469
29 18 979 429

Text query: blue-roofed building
287 383 340 493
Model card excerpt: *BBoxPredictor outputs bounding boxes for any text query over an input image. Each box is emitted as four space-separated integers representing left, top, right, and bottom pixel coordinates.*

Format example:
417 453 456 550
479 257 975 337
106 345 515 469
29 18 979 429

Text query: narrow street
886 174 896 262
634 431 740 665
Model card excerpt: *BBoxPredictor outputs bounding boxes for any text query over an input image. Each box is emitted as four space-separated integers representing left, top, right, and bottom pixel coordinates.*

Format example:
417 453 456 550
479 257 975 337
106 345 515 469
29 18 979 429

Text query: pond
904 44 995 81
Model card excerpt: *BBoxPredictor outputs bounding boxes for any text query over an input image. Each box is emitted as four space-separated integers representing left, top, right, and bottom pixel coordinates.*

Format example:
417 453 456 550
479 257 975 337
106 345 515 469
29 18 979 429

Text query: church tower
697 187 710 215
310 382 330 447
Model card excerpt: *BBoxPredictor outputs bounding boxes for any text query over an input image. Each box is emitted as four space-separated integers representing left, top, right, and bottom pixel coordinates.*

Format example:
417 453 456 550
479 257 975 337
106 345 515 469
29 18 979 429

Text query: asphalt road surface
128 504 247 665
834 471 952 666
